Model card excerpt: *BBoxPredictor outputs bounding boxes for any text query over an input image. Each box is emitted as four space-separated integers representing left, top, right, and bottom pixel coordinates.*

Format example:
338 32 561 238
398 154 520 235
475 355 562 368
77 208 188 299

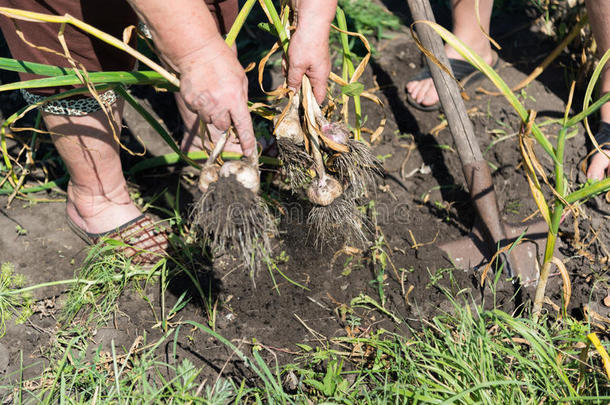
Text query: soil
1 0 609 390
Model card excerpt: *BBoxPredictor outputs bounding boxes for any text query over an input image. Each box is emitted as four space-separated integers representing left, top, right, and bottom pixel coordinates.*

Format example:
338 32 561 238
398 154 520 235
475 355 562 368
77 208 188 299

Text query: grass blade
0 56 72 76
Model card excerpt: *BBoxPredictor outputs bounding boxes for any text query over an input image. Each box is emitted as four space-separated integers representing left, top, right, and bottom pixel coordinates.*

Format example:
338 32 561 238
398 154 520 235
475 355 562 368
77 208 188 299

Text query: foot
587 121 610 181
406 44 494 109
66 180 143 234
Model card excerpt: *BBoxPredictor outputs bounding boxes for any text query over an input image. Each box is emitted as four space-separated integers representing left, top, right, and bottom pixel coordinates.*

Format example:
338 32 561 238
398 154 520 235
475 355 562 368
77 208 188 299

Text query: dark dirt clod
307 195 371 247
191 176 277 275
277 139 314 190
330 139 381 198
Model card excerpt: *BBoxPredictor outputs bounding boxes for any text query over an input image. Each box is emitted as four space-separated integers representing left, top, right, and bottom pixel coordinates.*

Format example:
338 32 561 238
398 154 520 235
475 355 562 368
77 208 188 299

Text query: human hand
177 39 256 157
587 150 610 180
286 25 331 104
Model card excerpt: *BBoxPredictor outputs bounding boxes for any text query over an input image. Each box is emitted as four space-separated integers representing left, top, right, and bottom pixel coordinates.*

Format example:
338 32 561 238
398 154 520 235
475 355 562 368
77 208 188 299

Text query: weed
0 262 32 336
426 266 455 288
337 0 401 41
370 235 390 306
504 199 522 214
375 153 391 163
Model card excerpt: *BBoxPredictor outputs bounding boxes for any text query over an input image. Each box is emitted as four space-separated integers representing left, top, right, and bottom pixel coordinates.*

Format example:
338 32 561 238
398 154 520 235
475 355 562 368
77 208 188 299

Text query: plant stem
336 7 362 141
566 91 610 127
566 177 610 203
0 70 173 93
127 151 279 176
302 78 327 178
1 269 153 297
226 0 257 47
0 175 68 195
204 130 230 167
533 127 568 320
260 0 289 54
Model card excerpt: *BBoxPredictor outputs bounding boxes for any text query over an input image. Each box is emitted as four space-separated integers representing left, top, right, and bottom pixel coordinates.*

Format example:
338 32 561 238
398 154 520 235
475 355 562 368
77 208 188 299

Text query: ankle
445 41 493 64
66 181 141 233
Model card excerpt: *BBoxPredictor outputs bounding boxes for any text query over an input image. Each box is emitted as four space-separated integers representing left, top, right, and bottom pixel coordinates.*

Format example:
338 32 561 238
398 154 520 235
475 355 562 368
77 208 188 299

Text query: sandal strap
67 214 169 265
410 58 478 82
594 121 610 150
82 214 147 239
99 216 169 263
409 52 499 83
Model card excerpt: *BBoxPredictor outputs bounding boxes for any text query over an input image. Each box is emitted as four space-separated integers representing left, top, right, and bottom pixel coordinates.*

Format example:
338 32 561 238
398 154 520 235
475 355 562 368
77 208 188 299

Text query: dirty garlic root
273 90 314 189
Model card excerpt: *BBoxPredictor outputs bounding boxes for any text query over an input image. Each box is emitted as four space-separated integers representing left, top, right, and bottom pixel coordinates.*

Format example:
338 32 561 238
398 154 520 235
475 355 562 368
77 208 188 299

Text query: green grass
2 273 609 403
337 0 401 41
0 183 608 404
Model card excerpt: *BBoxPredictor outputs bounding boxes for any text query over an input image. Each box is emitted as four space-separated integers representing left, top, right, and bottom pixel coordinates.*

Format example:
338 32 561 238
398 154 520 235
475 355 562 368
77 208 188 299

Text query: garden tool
406 0 548 284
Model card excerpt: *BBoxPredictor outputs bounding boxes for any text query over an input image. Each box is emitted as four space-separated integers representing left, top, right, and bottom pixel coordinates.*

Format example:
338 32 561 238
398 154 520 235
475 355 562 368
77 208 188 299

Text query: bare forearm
127 0 225 68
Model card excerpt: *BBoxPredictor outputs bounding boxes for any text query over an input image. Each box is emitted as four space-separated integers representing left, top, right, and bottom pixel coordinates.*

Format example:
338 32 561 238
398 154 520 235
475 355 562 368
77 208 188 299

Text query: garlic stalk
198 129 229 193
302 77 343 206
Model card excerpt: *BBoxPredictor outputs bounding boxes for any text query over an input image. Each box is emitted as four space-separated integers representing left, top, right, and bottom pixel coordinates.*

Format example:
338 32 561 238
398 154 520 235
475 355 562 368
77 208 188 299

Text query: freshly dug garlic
306 174 343 206
320 122 350 146
219 160 260 193
198 164 220 193
274 93 305 144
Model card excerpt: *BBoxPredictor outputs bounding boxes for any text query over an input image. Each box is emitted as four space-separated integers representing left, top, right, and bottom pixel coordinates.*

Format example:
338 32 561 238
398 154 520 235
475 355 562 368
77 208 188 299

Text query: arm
286 0 338 103
126 0 255 156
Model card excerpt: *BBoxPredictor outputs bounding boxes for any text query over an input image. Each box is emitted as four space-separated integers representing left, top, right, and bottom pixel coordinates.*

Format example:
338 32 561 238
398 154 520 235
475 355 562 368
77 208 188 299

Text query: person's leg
585 0 610 180
406 0 494 108
45 100 142 234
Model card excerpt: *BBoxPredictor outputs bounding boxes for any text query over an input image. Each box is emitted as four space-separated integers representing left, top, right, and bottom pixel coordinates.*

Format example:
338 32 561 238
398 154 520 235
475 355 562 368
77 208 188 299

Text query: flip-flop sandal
67 214 170 265
594 121 610 150
406 51 500 112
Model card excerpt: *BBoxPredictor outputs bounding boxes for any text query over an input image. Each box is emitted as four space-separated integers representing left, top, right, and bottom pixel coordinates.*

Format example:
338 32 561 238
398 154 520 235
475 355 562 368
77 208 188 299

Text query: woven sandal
67 214 169 265
406 51 499 111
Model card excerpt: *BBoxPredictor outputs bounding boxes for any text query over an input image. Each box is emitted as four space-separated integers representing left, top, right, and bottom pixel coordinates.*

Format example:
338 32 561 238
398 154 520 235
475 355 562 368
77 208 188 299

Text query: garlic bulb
320 122 349 146
219 160 260 193
198 164 220 193
274 93 305 144
306 174 343 206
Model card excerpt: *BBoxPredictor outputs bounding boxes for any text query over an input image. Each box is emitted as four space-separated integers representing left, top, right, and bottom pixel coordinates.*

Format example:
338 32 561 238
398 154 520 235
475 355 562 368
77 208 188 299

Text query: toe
411 80 426 102
416 80 433 104
422 84 440 107
587 152 610 180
